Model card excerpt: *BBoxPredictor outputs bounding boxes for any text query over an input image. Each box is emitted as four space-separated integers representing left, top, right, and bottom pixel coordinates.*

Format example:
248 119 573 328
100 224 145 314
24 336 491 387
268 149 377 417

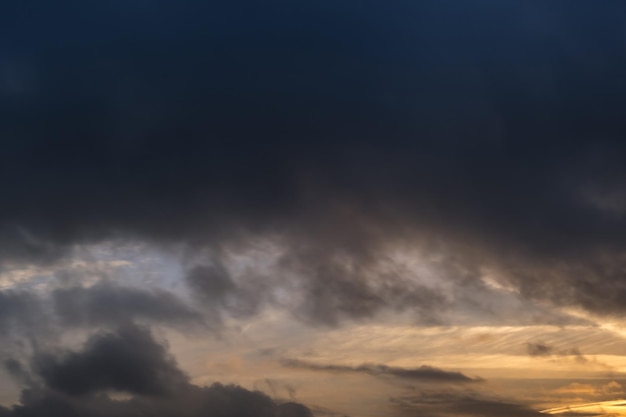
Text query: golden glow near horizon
5 245 626 416
543 399 626 415
162 306 626 416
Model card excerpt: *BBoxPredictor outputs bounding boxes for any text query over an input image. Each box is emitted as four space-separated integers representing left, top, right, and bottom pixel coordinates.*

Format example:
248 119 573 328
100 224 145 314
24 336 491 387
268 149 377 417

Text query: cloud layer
1 1 626 325
1 325 314 417
2 2 626 416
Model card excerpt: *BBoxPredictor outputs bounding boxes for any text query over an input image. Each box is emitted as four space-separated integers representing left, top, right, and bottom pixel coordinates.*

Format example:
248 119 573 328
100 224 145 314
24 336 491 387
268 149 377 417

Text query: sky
1 1 626 416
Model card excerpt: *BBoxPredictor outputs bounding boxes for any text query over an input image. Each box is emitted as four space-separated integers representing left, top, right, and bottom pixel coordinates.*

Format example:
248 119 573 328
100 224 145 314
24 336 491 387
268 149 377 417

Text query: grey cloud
526 342 595 365
186 265 237 303
0 290 51 354
0 384 312 417
185 245 451 326
0 283 205 362
281 246 448 326
1 324 315 417
526 342 555 357
52 283 202 328
0 291 42 331
185 263 267 319
187 242 581 328
277 402 314 417
32 324 188 396
1 0 626 331
3 359 31 387
281 359 480 383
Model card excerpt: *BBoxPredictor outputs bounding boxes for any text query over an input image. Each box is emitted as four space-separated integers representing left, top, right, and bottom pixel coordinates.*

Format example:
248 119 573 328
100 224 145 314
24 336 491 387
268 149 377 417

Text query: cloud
52 283 202 328
277 403 314 417
0 324 314 417
0 9 626 417
3 2 626 415
0 383 314 417
0 290 51 354
0 282 207 364
185 249 451 326
32 324 188 396
185 263 269 320
526 342 611 368
0 290 42 331
280 358 480 383
0 1 624 324
527 342 555 357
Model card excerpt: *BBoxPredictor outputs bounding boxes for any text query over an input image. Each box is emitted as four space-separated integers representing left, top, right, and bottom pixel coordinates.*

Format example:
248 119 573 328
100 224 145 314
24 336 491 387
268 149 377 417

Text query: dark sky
2 1 626 416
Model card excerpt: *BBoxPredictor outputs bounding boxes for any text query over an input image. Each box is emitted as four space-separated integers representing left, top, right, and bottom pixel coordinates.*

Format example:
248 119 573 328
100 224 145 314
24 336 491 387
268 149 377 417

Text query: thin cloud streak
280 358 481 383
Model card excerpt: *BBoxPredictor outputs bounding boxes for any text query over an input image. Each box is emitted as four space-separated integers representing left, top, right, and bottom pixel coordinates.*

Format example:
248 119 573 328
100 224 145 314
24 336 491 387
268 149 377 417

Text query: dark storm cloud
1 1 626 319
52 283 202 328
0 324 314 417
32 325 188 396
281 358 480 383
0 385 313 417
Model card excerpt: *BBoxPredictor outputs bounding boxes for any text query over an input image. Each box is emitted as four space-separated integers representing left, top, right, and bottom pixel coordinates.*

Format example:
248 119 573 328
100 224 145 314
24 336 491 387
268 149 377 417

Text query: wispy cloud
280 358 481 383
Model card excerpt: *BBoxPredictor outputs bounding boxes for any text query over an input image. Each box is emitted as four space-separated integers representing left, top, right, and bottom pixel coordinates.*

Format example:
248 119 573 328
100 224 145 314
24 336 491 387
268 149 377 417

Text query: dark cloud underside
2 325 314 417
0 1 625 321
33 325 188 396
